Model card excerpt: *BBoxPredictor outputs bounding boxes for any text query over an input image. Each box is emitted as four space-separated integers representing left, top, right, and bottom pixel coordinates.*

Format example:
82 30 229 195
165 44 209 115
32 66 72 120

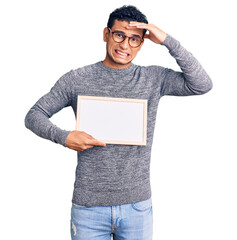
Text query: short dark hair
107 5 148 37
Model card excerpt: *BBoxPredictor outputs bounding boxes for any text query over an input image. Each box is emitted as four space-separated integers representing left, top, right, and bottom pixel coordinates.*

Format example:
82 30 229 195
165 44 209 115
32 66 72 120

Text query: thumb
89 138 106 146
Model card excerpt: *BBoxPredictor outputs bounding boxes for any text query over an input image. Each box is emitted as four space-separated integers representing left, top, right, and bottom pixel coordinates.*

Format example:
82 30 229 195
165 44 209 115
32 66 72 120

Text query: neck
102 56 131 69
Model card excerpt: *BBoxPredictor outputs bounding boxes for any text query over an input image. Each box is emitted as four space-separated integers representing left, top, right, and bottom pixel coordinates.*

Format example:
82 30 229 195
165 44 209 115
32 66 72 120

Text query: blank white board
76 95 147 145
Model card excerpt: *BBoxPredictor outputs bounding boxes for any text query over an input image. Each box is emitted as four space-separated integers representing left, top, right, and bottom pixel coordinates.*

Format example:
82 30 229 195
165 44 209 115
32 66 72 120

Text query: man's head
103 5 148 69
107 5 148 37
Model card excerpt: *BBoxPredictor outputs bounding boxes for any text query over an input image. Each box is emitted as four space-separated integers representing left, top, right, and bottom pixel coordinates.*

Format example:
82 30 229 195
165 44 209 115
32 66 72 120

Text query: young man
25 5 212 240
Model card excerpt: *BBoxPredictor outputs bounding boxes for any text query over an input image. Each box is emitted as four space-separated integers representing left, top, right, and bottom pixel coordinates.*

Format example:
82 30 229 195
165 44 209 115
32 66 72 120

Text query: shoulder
72 62 99 77
135 64 166 76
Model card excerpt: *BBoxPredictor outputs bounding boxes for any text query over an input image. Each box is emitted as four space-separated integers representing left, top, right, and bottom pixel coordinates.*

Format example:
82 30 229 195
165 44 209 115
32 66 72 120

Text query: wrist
160 32 167 44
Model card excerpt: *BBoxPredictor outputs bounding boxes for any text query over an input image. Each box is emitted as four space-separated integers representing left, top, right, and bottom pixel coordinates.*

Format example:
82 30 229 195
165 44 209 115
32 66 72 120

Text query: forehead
111 20 143 37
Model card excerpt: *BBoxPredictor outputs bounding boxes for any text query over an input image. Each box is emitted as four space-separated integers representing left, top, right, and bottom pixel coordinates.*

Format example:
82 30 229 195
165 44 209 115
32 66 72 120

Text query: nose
119 37 129 49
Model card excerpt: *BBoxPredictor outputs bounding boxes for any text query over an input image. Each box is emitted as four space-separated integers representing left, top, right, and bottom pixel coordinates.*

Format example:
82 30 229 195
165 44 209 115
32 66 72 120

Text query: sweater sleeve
24 71 73 147
159 34 213 97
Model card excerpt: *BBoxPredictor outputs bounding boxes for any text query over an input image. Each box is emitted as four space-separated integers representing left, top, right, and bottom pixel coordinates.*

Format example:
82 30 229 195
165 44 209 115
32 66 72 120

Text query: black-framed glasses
108 27 143 48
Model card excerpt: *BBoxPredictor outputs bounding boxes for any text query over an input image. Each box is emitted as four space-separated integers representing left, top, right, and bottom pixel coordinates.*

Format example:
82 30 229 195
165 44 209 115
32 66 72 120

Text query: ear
103 27 109 42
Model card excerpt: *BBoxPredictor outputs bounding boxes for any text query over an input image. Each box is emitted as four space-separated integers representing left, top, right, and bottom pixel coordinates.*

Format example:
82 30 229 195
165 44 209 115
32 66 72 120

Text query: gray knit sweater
25 34 213 206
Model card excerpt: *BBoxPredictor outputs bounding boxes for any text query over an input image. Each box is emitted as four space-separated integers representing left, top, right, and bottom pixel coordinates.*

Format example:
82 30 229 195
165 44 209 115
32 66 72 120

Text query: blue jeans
70 197 153 240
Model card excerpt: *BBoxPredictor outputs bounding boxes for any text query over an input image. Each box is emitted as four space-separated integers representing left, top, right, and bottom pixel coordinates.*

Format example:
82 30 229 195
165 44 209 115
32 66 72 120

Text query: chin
114 59 132 65
112 55 133 66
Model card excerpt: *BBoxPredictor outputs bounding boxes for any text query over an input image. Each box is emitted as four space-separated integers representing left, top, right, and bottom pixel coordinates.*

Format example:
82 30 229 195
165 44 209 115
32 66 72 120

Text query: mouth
114 50 130 58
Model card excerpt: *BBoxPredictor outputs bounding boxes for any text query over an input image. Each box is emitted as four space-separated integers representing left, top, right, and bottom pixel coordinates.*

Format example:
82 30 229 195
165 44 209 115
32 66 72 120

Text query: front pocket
132 198 152 211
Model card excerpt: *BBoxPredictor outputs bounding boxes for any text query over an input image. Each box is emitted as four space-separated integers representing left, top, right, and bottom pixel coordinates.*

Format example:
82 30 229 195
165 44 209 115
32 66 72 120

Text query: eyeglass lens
112 32 142 47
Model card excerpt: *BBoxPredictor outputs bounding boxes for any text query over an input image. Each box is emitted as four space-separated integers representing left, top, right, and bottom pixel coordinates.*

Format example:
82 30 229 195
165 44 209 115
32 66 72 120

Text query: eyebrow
113 30 142 39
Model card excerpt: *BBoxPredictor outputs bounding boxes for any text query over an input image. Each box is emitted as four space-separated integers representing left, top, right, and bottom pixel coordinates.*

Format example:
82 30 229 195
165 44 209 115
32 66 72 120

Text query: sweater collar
96 61 136 75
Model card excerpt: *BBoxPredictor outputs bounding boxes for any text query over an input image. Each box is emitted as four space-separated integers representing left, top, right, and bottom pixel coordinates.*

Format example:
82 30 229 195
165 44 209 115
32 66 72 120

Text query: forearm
161 34 213 95
25 106 70 147
25 71 73 146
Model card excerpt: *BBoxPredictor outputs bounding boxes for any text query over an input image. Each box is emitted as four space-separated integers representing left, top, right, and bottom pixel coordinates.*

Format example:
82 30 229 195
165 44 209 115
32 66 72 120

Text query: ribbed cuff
55 129 71 147
160 33 180 51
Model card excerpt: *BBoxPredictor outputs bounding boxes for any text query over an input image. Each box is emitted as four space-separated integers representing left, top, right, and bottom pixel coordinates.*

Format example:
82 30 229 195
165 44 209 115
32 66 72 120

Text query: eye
131 37 139 42
114 33 124 39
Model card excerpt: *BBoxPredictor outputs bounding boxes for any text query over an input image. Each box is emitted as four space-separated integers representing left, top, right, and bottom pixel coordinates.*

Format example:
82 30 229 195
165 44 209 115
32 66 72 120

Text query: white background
1 0 236 239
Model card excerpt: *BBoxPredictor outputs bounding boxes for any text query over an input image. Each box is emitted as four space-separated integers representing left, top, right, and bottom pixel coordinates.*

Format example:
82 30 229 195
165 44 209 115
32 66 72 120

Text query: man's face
103 20 144 69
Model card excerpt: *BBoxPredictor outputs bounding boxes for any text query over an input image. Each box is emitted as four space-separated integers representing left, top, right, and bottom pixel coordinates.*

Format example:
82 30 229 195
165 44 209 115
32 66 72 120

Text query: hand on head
126 22 167 44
